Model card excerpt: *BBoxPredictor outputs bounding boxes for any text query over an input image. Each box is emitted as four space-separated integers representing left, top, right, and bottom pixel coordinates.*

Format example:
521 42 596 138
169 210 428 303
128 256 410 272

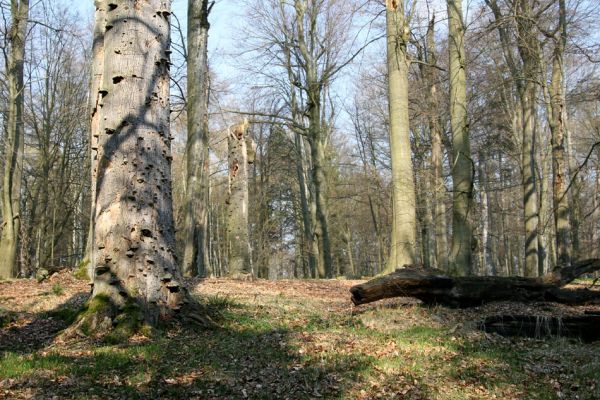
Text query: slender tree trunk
227 122 253 278
295 134 318 278
424 17 448 271
344 225 355 278
547 0 570 267
0 0 29 279
521 80 540 277
90 0 187 327
538 141 551 275
498 153 511 276
479 152 494 275
309 132 333 278
182 0 211 277
447 0 473 276
385 0 417 272
516 0 540 277
565 126 581 259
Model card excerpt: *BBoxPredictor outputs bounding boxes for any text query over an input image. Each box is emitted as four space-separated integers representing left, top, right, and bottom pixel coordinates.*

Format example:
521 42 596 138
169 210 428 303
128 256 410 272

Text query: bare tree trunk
385 0 417 272
182 0 212 277
447 0 473 276
309 134 333 278
547 0 570 267
295 134 318 278
84 0 107 281
344 225 355 278
516 0 540 277
425 18 448 271
89 0 188 328
538 141 551 275
0 0 29 279
479 152 495 275
565 126 581 259
227 122 253 279
521 80 540 277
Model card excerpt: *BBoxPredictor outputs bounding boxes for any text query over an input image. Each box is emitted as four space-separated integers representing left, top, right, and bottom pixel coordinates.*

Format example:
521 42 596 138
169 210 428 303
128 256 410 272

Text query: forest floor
0 272 599 399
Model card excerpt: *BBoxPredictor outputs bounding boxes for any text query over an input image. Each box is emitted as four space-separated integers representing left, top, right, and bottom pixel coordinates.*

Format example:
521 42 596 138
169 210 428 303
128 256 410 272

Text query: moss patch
44 306 80 325
105 301 144 344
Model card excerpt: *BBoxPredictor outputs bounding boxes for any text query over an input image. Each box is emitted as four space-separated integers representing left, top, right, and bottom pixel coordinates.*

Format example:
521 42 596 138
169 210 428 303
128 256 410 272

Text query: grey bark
85 0 107 280
292 0 334 278
516 0 541 277
385 0 417 272
91 0 186 324
447 0 474 276
227 121 253 278
295 134 318 278
549 0 570 266
0 0 29 279
425 17 448 271
182 0 211 277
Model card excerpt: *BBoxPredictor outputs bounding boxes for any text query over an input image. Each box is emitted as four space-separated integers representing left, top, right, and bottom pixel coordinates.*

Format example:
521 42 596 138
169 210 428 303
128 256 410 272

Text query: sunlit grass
1 280 598 399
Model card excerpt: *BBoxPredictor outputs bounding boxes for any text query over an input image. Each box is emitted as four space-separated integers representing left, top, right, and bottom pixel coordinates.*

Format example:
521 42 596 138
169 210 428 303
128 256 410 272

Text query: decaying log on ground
350 259 600 307
479 315 600 342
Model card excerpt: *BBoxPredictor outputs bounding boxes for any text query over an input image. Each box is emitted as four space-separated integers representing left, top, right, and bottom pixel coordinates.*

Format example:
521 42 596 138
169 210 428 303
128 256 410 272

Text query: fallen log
350 259 600 307
479 315 600 342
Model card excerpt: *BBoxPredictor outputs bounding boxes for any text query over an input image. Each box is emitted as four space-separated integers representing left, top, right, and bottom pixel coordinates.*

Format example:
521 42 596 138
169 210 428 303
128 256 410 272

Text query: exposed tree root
62 291 215 343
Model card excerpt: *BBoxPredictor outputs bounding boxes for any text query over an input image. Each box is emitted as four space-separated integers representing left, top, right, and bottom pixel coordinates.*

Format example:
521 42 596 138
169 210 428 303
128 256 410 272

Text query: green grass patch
73 260 90 281
2 280 599 399
44 306 80 325
52 283 64 296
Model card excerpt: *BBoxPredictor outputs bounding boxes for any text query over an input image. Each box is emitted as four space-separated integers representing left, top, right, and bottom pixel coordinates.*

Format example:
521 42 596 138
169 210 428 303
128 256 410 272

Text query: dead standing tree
227 121 255 279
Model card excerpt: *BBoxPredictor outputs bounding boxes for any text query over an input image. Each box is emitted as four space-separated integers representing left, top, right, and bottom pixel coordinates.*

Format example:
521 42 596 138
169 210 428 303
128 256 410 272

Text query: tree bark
295 134 319 278
516 0 541 277
227 122 253 279
350 259 600 307
549 0 570 267
182 0 211 278
84 0 107 281
425 17 448 271
88 0 191 328
447 0 473 276
0 0 29 279
385 0 417 272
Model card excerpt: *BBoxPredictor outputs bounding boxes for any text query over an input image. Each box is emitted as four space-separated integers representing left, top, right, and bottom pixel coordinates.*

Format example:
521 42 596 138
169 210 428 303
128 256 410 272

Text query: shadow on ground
1 281 599 399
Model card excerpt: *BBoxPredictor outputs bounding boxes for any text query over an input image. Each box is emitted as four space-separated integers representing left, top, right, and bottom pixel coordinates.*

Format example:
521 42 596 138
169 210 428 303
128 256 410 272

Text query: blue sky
62 0 236 74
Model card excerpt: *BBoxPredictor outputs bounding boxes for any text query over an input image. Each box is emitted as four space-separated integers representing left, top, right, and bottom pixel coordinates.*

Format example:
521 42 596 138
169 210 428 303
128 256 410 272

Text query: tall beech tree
515 0 541 277
82 0 195 330
547 0 570 266
385 0 417 271
0 0 29 279
182 0 212 277
425 17 448 271
447 0 474 276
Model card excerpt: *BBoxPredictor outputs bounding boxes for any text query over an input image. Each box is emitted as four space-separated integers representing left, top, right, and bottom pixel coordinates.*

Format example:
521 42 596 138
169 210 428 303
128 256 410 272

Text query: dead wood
350 259 600 307
479 314 600 342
